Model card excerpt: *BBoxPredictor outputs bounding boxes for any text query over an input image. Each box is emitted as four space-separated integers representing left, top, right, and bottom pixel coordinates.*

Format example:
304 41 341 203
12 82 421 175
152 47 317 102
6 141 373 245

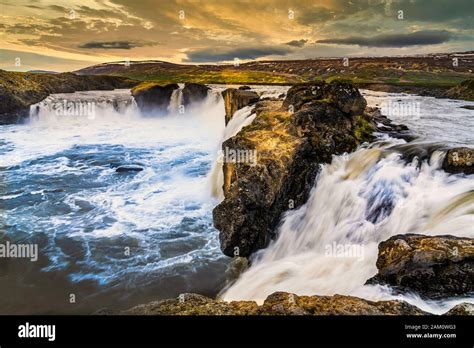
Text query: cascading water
222 91 474 314
1 85 473 315
167 85 184 114
0 88 229 314
208 106 256 199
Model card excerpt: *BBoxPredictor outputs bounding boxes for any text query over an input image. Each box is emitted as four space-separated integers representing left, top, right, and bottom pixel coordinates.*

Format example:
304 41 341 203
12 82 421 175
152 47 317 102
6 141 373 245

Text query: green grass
108 68 303 85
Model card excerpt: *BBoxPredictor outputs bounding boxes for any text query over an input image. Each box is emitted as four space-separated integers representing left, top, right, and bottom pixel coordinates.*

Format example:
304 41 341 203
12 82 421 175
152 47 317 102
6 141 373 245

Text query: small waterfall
29 89 138 123
221 142 474 312
209 106 256 199
168 88 183 114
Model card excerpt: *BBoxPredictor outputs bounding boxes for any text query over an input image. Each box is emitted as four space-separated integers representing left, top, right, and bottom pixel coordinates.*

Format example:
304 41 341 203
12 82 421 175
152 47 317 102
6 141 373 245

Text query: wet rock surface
182 83 210 106
367 234 474 298
131 82 179 114
221 88 259 124
213 81 376 257
442 147 474 175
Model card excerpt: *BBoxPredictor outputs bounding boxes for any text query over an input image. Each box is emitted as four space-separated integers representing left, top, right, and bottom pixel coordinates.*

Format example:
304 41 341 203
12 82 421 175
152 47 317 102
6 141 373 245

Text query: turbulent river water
0 86 472 314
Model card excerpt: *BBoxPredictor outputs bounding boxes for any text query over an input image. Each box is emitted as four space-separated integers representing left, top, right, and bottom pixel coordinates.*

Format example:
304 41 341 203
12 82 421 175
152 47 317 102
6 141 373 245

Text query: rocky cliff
0 70 138 124
367 234 474 298
213 81 375 257
131 82 179 114
221 88 259 124
182 82 210 106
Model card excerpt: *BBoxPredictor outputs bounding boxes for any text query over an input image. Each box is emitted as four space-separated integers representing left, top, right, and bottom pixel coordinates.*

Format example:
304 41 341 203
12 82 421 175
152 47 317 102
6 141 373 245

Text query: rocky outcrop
213 81 376 257
367 234 474 298
442 147 474 175
182 83 210 106
221 88 259 124
443 303 474 315
118 292 426 315
446 80 474 101
0 69 138 124
131 82 179 114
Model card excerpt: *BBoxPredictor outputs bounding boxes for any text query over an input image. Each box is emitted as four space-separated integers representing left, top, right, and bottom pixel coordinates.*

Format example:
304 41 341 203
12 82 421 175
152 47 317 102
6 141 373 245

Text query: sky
0 0 473 71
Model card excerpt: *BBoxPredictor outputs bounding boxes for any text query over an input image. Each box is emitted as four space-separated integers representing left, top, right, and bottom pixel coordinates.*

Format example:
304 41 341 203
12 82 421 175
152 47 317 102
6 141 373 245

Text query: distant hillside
27 70 59 74
75 52 474 88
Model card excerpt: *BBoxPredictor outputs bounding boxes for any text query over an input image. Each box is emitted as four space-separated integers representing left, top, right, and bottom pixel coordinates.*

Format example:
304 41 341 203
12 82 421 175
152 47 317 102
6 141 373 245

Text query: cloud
184 46 293 62
78 41 156 49
316 30 452 47
285 39 308 47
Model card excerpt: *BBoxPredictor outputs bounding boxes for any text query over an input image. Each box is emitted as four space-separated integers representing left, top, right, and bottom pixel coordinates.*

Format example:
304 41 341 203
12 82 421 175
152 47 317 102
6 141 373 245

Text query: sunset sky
1 0 473 71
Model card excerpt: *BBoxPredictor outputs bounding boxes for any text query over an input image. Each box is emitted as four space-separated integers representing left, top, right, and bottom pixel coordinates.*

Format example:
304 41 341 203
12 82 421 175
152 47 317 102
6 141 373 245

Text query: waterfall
29 89 138 123
221 141 474 313
168 88 183 114
209 106 256 199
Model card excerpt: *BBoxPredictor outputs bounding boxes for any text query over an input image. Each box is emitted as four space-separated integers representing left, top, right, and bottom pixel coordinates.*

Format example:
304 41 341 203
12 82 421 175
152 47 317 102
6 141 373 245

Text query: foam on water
0 89 228 293
222 91 474 313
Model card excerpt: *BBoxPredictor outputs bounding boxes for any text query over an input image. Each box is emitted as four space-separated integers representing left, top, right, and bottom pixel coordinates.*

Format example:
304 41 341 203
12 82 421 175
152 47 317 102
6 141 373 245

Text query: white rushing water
0 85 472 314
222 91 474 314
0 88 232 313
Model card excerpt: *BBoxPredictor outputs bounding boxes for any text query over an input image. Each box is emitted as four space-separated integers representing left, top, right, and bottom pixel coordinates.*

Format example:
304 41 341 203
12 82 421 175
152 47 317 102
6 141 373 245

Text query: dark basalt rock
118 291 427 315
442 147 474 175
238 85 252 90
182 83 210 106
282 80 367 116
366 234 474 299
131 82 179 114
115 165 144 173
221 88 259 124
213 81 376 257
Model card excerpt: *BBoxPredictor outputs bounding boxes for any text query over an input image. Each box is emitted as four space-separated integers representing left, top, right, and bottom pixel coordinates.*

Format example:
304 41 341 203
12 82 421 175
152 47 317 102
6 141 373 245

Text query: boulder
442 147 474 175
182 83 210 106
283 80 367 116
115 165 144 173
258 292 427 315
443 303 474 315
221 88 259 124
367 234 474 298
131 82 179 114
119 292 426 315
213 81 375 257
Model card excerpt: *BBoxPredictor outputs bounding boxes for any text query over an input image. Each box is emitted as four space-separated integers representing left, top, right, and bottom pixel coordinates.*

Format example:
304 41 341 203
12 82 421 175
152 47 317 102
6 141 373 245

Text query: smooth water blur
0 89 232 314
1 86 473 314
223 91 474 313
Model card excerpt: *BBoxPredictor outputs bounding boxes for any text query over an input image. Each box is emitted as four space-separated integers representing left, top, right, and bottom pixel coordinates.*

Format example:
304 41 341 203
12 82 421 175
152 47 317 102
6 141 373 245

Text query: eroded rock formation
182 83 210 106
131 82 179 114
213 81 376 257
367 234 474 298
221 88 259 124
